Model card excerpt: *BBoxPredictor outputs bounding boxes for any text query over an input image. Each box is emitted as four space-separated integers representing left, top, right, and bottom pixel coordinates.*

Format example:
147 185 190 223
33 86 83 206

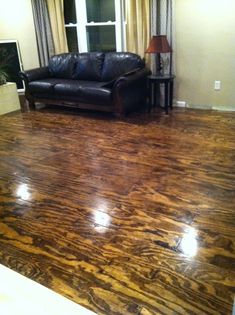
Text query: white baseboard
212 105 235 112
187 104 212 110
174 100 235 112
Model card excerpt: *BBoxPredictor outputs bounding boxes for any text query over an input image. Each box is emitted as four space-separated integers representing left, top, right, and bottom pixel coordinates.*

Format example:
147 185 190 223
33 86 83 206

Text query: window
64 0 126 53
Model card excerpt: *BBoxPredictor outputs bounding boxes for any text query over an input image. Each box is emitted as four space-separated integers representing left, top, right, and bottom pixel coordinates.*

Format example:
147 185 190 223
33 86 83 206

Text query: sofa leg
114 103 126 118
28 99 36 110
114 110 126 118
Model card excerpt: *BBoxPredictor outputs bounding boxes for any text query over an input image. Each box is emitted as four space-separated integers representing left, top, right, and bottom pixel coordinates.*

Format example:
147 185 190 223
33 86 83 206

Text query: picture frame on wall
0 40 24 91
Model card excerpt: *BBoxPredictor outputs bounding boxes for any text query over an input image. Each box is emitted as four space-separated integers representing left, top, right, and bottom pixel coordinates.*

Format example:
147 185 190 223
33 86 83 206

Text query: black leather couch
20 52 150 116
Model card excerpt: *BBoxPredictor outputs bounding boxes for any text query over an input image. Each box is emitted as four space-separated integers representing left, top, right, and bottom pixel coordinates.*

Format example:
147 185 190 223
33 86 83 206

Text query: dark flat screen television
0 40 24 91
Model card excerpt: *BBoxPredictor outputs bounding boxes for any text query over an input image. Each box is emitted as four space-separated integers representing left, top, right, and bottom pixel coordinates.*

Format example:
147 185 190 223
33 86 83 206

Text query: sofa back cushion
101 52 145 81
72 52 105 81
49 53 75 79
48 52 144 82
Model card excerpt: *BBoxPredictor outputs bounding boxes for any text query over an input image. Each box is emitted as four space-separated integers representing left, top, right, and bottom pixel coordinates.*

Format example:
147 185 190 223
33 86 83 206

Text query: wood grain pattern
0 107 235 314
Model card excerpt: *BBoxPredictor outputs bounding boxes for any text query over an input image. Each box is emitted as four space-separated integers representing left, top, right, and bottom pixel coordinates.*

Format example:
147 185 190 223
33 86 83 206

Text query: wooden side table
148 75 175 114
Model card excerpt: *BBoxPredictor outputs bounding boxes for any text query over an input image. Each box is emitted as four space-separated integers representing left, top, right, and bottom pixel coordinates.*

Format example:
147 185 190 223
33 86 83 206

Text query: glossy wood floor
0 107 234 315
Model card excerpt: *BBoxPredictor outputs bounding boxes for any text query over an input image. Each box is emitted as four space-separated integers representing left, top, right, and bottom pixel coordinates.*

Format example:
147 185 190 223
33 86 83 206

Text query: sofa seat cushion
77 81 112 106
28 78 64 95
54 80 112 106
53 79 80 96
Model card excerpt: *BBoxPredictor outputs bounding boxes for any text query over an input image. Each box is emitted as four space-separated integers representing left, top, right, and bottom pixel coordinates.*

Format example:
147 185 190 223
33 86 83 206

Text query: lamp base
155 53 163 76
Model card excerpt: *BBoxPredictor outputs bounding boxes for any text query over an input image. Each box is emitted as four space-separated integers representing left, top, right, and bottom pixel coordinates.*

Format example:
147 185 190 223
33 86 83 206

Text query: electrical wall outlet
214 81 221 90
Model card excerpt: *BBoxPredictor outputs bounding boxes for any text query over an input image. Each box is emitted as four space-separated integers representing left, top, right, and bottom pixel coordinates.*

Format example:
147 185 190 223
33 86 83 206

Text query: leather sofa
20 52 150 116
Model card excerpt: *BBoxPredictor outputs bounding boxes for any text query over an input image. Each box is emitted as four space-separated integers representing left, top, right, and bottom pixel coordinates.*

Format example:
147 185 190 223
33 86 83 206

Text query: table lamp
146 35 172 75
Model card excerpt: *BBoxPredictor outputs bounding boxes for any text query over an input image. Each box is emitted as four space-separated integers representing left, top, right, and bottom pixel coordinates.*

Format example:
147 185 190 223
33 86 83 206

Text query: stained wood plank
0 107 235 314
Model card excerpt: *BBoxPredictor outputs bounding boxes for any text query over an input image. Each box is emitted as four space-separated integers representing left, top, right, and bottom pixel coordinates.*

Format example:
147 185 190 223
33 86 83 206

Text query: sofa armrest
115 68 150 83
112 68 151 115
120 67 143 78
101 67 144 89
19 67 50 83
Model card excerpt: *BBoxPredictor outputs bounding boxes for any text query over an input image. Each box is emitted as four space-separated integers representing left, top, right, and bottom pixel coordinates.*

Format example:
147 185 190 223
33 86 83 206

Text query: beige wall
175 0 235 110
0 0 39 70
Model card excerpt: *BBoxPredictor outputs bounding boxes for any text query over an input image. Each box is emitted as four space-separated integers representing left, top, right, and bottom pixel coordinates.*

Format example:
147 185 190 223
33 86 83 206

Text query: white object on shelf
0 82 20 115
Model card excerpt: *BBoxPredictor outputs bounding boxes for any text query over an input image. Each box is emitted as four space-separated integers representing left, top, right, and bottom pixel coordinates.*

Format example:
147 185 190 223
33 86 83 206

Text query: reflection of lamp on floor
146 35 172 75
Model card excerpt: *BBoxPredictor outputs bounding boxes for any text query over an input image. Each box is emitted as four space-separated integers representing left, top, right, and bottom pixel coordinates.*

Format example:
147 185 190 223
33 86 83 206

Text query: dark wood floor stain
0 107 235 314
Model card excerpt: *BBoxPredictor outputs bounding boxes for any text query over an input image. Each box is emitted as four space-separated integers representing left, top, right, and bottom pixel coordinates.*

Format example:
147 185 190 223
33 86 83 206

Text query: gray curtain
31 0 55 66
151 0 175 75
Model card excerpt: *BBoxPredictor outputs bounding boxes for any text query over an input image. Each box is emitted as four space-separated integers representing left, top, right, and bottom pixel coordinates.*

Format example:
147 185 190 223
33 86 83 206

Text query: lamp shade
146 35 172 53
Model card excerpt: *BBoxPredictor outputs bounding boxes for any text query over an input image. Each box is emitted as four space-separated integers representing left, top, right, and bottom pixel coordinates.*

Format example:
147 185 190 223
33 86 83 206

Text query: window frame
64 0 126 53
